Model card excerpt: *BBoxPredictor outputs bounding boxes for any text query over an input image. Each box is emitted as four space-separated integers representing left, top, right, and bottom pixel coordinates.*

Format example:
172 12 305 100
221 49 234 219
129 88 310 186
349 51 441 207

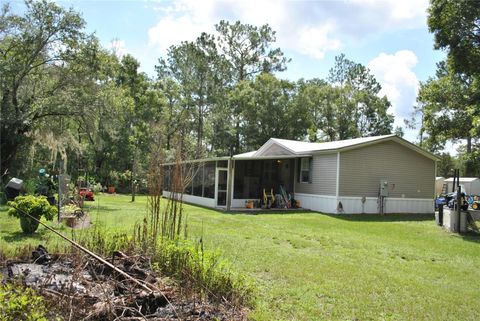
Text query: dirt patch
2 246 248 320
60 211 92 229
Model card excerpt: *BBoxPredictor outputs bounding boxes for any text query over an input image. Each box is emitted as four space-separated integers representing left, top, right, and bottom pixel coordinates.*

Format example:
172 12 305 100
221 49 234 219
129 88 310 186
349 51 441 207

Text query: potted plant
7 195 57 234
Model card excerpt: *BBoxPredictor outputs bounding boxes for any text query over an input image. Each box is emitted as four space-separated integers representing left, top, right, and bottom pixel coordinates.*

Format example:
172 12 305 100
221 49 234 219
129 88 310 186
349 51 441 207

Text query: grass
1 194 480 320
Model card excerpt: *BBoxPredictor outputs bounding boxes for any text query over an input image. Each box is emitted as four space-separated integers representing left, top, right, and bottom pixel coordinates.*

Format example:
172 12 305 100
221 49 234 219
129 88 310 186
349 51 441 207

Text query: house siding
295 153 337 196
338 141 435 199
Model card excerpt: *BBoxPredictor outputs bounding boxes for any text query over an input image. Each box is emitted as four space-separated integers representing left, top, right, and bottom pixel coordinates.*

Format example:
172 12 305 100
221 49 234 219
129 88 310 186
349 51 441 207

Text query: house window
300 158 311 183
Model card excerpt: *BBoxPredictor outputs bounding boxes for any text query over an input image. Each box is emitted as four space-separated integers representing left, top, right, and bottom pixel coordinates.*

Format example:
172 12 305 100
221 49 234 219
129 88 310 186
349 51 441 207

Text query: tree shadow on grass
459 230 480 244
82 205 120 213
1 229 49 243
226 209 311 215
325 213 435 222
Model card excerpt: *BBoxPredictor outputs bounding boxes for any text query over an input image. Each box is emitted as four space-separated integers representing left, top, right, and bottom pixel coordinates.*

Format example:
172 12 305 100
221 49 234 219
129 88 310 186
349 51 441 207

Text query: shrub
152 239 255 307
61 204 82 215
7 195 58 234
23 179 37 195
91 182 103 194
0 284 49 321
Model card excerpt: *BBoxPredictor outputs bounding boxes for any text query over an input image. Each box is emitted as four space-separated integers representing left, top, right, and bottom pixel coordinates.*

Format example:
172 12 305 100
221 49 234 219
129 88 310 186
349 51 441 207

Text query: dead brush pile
3 245 250 321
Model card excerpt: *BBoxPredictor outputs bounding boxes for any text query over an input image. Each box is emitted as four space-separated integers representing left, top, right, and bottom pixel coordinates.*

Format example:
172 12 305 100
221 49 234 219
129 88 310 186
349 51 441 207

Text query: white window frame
300 158 311 183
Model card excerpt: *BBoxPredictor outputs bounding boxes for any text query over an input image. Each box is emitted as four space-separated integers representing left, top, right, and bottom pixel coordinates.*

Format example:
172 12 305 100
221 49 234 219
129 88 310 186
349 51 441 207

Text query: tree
35 35 137 185
0 0 86 179
417 61 479 175
156 33 221 157
116 54 157 201
155 78 185 151
428 0 480 76
215 20 290 82
426 0 480 176
215 20 290 152
240 73 309 149
295 78 338 142
436 152 455 177
297 54 393 142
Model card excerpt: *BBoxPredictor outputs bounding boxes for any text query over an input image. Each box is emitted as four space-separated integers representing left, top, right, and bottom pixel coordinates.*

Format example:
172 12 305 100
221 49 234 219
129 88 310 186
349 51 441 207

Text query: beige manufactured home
162 134 438 214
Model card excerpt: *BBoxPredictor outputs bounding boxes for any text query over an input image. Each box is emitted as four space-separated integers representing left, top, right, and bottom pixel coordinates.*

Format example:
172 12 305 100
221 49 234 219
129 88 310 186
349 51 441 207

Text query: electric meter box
380 179 389 197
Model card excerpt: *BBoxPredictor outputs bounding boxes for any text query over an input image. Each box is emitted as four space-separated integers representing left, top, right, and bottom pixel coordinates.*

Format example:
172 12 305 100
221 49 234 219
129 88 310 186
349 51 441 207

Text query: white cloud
294 22 342 59
367 50 419 139
147 0 429 60
147 0 339 59
109 39 128 58
148 15 213 51
351 0 428 23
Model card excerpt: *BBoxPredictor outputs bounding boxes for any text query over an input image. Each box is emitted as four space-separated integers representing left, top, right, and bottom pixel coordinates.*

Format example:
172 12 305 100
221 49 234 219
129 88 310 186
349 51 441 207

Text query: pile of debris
3 246 247 320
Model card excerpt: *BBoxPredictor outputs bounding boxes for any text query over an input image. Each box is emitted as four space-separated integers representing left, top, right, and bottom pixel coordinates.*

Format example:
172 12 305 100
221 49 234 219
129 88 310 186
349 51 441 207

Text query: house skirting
163 191 434 214
162 191 216 208
296 193 434 214
295 193 338 213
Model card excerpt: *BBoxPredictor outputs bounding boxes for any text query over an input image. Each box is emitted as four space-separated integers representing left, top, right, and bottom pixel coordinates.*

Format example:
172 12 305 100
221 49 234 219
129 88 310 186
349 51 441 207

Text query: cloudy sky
15 0 446 143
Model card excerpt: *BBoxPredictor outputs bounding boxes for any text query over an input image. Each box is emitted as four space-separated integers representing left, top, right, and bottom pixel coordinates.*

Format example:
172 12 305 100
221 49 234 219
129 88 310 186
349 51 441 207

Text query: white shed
444 177 480 195
435 177 445 195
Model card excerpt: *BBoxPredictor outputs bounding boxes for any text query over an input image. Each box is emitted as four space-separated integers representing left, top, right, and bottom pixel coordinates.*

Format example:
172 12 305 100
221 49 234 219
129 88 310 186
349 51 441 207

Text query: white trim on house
162 191 216 208
233 154 311 160
161 156 230 166
254 139 297 156
215 167 228 208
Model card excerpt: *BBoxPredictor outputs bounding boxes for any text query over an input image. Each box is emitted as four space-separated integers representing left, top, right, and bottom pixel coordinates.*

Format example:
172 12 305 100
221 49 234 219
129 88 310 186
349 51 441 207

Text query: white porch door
215 168 228 207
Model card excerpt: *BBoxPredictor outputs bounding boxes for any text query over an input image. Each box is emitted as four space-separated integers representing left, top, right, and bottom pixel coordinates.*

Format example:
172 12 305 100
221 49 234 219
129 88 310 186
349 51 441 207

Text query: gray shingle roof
267 134 396 154
233 134 438 161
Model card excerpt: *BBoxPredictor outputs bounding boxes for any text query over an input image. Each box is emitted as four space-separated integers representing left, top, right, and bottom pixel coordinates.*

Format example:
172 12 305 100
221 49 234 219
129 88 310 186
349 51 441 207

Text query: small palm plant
7 195 57 234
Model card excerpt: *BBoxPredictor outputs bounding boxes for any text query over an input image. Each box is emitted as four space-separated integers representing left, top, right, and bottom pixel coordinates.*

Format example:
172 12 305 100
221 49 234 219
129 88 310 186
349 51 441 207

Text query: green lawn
1 194 480 320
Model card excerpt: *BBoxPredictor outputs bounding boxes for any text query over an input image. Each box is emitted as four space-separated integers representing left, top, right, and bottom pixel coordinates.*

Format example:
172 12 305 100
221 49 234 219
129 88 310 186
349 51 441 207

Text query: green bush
7 195 57 234
91 182 103 194
152 239 255 306
0 284 49 321
23 179 37 195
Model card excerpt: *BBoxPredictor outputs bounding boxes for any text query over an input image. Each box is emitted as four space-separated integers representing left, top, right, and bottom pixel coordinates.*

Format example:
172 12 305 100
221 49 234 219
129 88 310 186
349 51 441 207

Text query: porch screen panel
163 166 171 191
262 160 278 190
203 162 215 198
247 161 262 198
234 161 246 198
234 160 262 199
184 163 193 194
192 164 204 196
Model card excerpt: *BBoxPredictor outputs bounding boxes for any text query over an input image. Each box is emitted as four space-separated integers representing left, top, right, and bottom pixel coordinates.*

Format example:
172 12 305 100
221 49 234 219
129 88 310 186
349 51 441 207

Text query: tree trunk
465 136 474 176
235 121 240 153
1 129 24 183
196 104 203 157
